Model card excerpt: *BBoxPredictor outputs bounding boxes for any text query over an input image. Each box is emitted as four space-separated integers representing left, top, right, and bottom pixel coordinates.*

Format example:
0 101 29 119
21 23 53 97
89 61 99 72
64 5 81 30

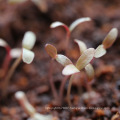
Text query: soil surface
0 0 120 120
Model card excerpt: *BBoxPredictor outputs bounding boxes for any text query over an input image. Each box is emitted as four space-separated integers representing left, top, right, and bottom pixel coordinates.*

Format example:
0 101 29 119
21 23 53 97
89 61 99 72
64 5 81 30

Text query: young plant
0 39 21 78
45 44 95 106
50 17 91 54
15 91 53 120
74 28 118 82
2 31 36 97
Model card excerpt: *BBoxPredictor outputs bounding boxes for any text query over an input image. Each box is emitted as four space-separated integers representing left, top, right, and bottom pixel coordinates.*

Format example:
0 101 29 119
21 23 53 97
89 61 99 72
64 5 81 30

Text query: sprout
15 91 53 120
95 28 118 58
50 17 91 54
1 31 36 97
45 43 95 106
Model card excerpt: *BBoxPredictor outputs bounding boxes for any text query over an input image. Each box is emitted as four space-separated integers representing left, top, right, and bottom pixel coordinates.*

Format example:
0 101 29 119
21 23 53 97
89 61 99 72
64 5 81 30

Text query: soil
0 0 120 120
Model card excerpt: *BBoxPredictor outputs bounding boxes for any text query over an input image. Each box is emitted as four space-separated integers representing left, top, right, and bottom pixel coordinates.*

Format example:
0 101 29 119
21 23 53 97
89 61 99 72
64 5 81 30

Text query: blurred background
0 0 120 120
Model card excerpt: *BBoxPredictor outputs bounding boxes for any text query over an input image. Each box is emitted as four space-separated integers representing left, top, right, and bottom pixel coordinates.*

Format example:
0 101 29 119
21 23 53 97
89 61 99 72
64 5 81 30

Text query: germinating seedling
45 28 118 106
0 39 21 78
50 17 91 54
1 31 36 97
15 91 53 120
75 28 118 80
45 44 95 106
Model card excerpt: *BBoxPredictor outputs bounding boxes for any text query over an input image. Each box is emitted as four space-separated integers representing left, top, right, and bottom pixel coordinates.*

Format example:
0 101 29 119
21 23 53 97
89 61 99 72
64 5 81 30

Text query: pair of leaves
15 91 52 120
22 31 36 64
50 17 91 36
0 31 36 64
45 44 95 77
95 28 118 58
74 28 118 81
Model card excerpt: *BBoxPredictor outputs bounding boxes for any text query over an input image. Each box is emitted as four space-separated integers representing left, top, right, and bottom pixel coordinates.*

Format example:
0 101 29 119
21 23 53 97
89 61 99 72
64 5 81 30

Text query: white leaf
0 38 8 47
94 44 106 58
22 48 35 64
56 54 72 66
74 39 87 54
22 31 36 50
69 17 91 31
10 48 22 58
76 48 95 70
15 91 36 117
102 28 118 49
50 21 65 28
85 64 94 82
62 64 80 76
32 113 53 120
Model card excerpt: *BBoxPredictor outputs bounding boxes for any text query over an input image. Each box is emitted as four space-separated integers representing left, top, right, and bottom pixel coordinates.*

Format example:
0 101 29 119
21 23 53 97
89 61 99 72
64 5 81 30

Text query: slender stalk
65 30 70 55
67 74 74 107
59 76 69 102
2 46 11 78
2 55 22 97
48 60 58 101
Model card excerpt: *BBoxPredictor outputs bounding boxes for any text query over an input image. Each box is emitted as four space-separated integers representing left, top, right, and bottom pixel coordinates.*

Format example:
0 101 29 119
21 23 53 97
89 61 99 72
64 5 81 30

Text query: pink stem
2 46 11 77
48 60 58 100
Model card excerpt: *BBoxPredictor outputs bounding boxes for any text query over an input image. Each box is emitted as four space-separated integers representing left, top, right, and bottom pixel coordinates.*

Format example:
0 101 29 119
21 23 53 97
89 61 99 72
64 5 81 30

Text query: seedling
74 28 118 82
1 31 36 97
0 39 21 78
15 91 53 120
50 17 91 54
45 44 95 106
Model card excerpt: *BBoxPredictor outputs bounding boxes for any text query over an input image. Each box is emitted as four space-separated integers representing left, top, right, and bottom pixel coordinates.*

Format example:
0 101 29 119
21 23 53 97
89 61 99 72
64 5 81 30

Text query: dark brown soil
0 0 120 120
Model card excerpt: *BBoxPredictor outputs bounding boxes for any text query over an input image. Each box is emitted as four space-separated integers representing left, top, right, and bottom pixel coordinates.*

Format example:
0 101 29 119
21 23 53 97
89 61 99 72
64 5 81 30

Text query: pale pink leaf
56 54 72 66
94 44 106 58
74 39 87 54
76 48 95 70
85 64 94 82
102 28 118 49
62 64 80 76
69 17 91 31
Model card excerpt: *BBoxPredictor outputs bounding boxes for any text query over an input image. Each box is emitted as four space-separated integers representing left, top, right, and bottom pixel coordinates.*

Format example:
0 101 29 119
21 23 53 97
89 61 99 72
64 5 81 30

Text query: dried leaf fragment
85 64 94 82
102 28 118 49
56 54 72 66
45 44 57 59
94 44 106 58
76 48 95 70
62 64 80 76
